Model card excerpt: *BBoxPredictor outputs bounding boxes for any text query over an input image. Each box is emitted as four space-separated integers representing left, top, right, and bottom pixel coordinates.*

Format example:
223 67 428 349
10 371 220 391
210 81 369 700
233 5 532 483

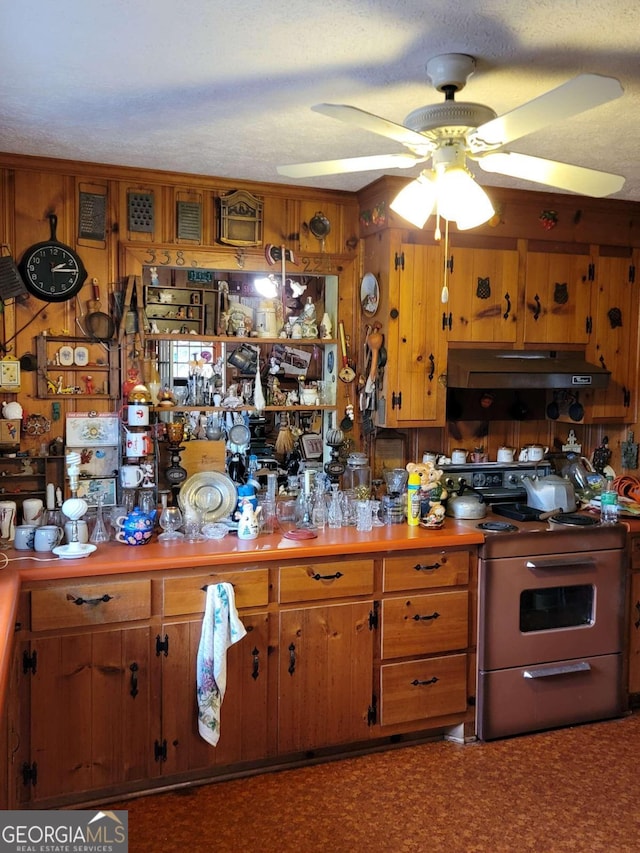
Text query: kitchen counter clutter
0 521 483 809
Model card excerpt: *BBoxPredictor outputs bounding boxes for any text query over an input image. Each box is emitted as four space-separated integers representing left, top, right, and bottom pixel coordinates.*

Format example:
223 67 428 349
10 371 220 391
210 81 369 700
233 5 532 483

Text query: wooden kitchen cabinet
362 232 447 427
445 244 519 343
277 559 375 753
158 567 270 776
588 250 639 422
377 548 473 730
9 577 155 807
522 245 594 344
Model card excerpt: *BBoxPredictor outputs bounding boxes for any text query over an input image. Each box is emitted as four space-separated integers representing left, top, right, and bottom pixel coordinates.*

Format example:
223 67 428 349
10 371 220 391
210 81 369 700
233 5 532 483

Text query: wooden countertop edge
0 525 484 716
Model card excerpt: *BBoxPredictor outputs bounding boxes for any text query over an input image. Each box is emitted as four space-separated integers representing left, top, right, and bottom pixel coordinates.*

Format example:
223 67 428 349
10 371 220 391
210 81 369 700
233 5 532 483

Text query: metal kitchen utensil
85 277 115 341
338 321 355 383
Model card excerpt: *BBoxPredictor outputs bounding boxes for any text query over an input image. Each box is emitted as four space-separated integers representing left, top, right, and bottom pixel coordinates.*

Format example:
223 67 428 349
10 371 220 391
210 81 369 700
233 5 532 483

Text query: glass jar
343 452 371 499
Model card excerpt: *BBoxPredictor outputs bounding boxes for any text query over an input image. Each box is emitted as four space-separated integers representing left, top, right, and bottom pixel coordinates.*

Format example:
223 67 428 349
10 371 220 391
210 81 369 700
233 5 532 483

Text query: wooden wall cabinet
35 335 120 400
6 546 477 808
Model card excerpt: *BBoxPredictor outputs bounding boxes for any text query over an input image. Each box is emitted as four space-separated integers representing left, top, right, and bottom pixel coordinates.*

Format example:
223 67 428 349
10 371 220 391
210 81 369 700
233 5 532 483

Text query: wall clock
19 213 87 302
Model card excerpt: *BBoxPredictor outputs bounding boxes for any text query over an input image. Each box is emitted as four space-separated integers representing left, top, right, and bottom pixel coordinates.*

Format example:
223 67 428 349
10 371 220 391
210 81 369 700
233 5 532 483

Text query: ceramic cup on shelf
451 448 468 465
120 465 145 489
33 524 63 552
14 524 37 550
0 501 17 541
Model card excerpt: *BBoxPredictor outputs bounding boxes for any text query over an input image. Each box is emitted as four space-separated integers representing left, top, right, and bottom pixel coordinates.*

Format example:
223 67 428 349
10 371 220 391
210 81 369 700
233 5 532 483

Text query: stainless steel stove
440 461 552 504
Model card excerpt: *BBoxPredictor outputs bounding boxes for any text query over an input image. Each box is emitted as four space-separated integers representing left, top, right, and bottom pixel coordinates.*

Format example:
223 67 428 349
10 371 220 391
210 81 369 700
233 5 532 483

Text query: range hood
447 349 611 390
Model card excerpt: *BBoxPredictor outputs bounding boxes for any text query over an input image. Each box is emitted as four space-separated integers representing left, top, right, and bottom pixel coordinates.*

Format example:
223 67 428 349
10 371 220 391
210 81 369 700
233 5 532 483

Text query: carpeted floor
111 713 640 853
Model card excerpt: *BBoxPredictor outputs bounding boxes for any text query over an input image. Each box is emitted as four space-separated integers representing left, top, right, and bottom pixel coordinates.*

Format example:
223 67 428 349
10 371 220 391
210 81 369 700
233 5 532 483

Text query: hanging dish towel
196 581 247 746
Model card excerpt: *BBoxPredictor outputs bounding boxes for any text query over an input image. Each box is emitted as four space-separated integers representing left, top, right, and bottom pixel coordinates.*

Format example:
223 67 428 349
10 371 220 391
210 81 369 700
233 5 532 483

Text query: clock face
20 242 87 302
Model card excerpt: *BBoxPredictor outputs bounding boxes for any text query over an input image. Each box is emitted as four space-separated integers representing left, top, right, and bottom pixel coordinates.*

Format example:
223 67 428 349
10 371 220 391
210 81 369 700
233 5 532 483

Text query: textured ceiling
2 0 640 202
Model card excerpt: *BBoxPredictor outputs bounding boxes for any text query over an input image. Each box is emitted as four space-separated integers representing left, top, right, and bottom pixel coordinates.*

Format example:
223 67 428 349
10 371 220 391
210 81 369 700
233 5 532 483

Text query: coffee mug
451 448 468 464
14 524 37 550
120 465 145 489
124 431 152 458
0 501 17 541
497 446 516 463
34 524 63 552
127 403 150 426
526 444 549 462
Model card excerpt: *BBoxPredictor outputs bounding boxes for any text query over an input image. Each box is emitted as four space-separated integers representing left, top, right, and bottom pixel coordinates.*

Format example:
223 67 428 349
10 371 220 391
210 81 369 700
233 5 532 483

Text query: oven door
478 548 625 671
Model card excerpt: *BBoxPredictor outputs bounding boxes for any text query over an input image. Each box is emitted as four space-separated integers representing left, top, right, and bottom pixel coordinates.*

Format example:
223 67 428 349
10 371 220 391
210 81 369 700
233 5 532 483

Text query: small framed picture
66 413 120 446
76 477 117 507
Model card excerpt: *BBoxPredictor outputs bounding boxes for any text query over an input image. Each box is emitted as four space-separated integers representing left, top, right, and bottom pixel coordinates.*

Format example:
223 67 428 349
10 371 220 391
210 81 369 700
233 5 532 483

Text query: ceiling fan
277 54 625 208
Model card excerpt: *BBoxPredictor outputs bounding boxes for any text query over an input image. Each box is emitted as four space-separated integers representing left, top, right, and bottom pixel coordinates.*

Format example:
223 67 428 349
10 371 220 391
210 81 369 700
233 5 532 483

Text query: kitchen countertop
0 521 485 717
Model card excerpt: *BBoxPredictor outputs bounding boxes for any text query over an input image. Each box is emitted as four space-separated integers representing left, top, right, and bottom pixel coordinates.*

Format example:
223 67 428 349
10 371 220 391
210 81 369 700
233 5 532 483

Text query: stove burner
549 513 600 527
477 521 519 533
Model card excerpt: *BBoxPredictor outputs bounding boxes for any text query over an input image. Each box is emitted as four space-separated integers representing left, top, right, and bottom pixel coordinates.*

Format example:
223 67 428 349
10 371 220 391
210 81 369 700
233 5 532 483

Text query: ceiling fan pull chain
440 218 450 304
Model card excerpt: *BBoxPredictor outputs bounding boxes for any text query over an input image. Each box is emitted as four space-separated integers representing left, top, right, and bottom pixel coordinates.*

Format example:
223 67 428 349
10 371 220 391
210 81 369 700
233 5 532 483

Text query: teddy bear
405 461 449 507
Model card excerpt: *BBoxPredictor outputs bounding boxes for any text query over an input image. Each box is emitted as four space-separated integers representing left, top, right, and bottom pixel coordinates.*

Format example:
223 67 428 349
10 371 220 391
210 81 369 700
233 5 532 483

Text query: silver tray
178 472 238 522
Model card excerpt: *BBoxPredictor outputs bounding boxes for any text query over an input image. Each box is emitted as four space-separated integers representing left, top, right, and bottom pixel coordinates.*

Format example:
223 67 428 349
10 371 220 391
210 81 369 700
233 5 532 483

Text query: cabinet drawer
163 569 269 616
279 559 374 603
31 579 151 631
383 550 470 592
380 653 467 726
630 536 640 569
381 590 469 659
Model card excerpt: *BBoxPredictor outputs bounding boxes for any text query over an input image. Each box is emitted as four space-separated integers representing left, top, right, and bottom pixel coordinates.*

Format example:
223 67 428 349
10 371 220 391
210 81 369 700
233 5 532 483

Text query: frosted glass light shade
390 173 437 228
437 167 495 229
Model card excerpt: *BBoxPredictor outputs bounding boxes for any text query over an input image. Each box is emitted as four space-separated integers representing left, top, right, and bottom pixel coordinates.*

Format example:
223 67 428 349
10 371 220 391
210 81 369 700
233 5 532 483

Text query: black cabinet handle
533 294 541 321
311 571 343 581
251 646 260 681
129 662 139 698
414 561 441 572
428 354 435 381
503 292 511 320
634 601 640 630
69 593 113 607
411 677 439 687
288 642 296 675
412 611 441 622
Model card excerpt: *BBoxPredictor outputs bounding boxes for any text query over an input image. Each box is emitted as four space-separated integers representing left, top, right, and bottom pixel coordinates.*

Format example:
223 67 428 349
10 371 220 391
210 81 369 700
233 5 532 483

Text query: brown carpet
112 713 640 853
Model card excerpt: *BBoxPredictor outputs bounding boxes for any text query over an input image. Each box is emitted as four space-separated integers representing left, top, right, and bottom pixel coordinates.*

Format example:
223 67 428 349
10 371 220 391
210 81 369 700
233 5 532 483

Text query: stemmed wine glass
158 505 184 541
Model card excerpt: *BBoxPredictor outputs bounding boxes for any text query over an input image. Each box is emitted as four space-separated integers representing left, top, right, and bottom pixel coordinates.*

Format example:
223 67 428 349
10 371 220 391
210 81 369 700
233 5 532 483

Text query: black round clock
19 213 87 302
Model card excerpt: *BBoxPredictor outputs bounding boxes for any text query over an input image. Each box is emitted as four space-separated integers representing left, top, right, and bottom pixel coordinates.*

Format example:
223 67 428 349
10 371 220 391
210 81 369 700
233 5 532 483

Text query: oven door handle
523 661 591 679
525 557 595 571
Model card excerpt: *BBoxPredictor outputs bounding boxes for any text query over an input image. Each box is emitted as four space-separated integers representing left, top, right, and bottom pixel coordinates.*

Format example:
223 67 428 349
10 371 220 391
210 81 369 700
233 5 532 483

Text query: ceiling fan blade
312 103 435 152
277 152 427 179
467 74 623 151
476 151 625 197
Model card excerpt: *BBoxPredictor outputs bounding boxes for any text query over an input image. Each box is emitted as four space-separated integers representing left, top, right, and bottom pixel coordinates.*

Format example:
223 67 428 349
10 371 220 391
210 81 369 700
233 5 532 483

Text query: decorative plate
53 543 97 559
178 472 238 522
74 346 89 366
360 273 379 317
58 345 74 366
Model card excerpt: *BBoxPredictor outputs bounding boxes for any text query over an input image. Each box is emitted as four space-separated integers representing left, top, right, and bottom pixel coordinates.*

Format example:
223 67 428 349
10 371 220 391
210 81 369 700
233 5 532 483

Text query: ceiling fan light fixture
436 166 495 229
390 172 437 228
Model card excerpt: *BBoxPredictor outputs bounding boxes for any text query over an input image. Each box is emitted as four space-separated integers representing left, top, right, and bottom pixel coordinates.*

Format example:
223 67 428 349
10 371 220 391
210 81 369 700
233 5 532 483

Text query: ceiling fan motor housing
426 54 477 93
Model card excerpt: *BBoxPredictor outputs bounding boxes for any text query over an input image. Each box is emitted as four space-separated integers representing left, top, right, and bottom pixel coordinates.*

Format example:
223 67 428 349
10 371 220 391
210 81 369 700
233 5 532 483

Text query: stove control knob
506 473 521 485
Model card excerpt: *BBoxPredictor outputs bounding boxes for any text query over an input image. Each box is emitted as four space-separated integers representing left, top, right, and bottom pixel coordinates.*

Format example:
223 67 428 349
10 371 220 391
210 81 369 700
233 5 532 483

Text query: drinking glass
275 499 297 534
158 506 184 541
356 500 373 532
182 506 204 542
370 500 385 527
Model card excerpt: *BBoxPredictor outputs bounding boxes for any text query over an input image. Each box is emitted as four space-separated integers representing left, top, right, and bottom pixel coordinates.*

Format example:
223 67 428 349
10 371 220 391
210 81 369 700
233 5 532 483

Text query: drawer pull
411 676 439 687
414 562 441 572
635 601 640 630
288 642 296 675
68 593 113 607
129 663 139 698
412 611 440 622
311 571 344 582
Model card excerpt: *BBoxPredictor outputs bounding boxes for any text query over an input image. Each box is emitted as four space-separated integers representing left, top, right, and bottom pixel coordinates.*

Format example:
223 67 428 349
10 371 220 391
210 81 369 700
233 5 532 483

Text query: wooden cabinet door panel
161 612 269 776
27 627 153 804
381 591 469 659
447 246 519 343
380 653 467 726
383 550 470 592
279 559 374 603
588 252 638 422
278 601 373 753
524 250 593 344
